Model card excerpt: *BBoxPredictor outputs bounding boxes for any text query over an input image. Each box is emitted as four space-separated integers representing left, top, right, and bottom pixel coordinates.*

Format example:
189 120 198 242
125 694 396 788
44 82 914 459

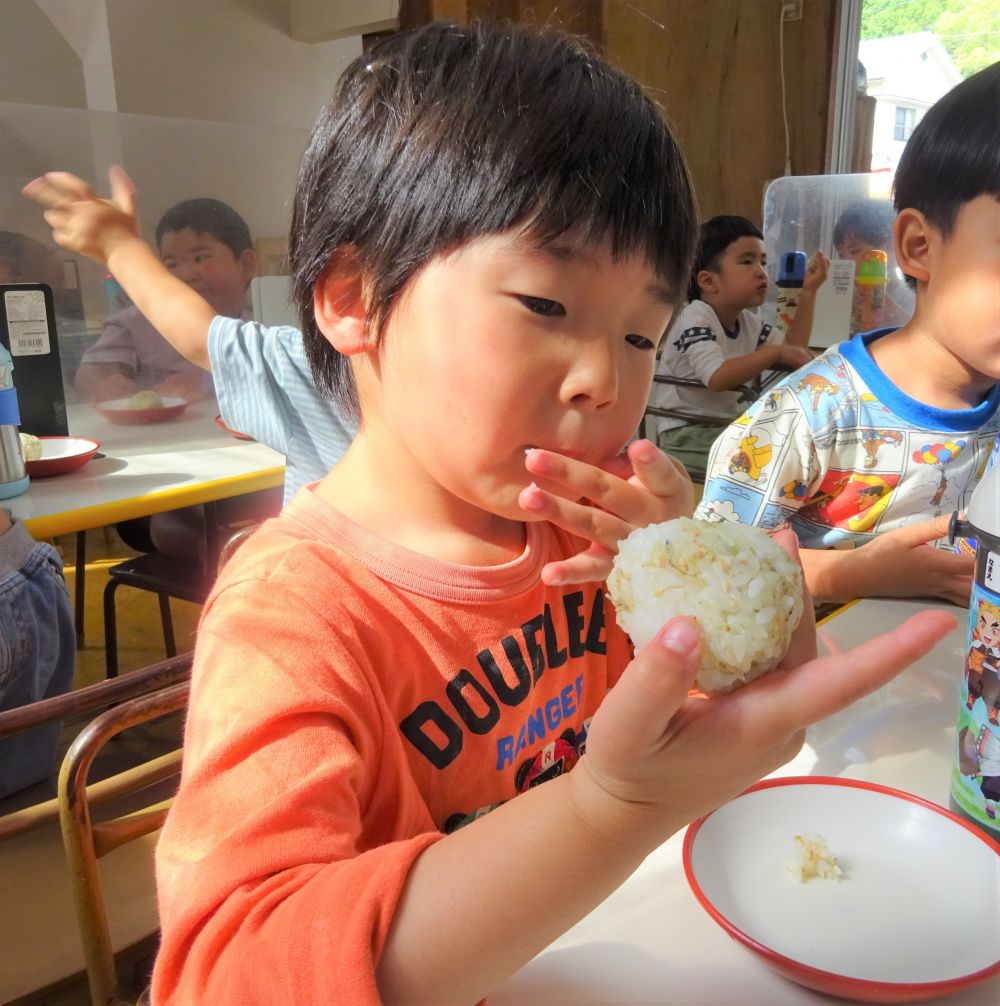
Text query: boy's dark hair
688 215 763 302
155 198 253 258
893 61 1000 288
832 200 894 251
289 19 698 418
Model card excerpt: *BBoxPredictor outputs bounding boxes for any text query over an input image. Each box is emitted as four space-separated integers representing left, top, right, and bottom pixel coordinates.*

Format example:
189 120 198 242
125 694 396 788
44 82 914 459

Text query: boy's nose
561 340 619 409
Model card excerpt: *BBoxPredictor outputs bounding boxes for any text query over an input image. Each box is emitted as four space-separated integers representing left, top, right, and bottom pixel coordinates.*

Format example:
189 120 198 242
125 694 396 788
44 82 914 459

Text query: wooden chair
0 654 191 1006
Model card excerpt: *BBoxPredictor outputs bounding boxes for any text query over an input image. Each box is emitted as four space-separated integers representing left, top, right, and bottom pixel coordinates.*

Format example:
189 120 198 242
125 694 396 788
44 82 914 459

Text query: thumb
108 164 138 219
600 618 702 746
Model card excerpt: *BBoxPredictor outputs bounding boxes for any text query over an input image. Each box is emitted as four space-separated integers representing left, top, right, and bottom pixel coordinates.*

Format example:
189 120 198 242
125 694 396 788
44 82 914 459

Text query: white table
493 598 999 1005
8 400 284 539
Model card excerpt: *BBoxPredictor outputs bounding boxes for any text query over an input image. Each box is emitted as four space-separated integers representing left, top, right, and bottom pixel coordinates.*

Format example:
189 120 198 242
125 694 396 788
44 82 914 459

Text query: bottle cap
778 250 807 287
856 249 888 284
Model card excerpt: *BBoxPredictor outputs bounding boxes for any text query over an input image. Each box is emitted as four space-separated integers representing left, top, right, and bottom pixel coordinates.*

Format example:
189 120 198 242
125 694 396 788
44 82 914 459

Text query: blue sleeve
208 317 300 455
0 515 75 798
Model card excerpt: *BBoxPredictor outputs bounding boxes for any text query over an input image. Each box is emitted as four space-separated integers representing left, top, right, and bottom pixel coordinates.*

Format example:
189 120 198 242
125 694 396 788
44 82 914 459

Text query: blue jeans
0 516 75 799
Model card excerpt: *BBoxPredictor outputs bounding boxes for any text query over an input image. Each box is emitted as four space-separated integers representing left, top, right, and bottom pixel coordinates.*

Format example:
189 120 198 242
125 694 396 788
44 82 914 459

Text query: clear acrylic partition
761 173 915 348
0 102 307 445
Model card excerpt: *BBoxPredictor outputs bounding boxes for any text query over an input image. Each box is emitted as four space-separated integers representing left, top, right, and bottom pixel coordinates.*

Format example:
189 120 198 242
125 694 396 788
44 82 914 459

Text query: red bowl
24 436 101 478
95 396 188 425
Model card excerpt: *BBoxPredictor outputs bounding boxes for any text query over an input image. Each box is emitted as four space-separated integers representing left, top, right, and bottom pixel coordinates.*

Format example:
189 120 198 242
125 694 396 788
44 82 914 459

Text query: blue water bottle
775 250 807 338
949 438 1000 838
0 383 29 500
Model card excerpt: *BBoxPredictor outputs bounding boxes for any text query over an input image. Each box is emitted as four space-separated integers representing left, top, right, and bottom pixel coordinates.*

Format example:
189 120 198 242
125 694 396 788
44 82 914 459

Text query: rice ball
126 389 164 409
607 517 804 694
19 432 42 462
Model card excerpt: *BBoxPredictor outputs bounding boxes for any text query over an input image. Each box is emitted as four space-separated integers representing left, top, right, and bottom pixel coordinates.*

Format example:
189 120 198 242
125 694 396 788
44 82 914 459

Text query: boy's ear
696 269 717 296
893 208 932 286
238 248 257 285
313 248 370 355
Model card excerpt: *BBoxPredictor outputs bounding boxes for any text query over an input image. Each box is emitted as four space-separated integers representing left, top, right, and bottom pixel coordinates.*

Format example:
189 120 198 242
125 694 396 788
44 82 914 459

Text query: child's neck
700 294 744 332
868 320 994 410
314 437 527 566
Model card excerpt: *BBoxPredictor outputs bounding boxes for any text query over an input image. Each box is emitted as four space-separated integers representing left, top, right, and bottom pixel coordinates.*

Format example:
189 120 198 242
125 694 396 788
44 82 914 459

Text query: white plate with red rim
683 776 1000 1003
24 436 101 478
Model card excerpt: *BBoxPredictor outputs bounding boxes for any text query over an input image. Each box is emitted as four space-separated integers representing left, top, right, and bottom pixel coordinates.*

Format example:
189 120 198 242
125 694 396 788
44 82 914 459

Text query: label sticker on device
986 550 1000 593
3 289 51 356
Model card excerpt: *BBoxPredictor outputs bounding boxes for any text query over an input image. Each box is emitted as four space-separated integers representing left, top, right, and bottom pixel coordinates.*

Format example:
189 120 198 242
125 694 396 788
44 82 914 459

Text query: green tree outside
861 0 1000 77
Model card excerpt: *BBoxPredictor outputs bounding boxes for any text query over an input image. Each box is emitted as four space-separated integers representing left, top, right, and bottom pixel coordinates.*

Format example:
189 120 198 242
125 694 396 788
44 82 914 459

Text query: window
894 106 916 141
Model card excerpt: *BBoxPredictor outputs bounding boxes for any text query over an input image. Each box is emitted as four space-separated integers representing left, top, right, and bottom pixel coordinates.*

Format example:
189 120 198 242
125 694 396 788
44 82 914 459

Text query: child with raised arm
24 170 355 501
146 22 951 1005
696 62 1000 607
650 215 827 479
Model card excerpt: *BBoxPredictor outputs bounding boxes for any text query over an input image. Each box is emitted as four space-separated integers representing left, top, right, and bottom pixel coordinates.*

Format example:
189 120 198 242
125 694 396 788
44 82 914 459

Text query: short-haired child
650 214 827 480
697 61 1000 607
73 196 255 405
144 21 952 1004
25 170 354 500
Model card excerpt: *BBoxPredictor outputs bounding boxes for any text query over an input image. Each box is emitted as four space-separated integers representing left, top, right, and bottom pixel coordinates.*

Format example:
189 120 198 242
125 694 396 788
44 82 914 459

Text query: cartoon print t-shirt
695 328 1000 547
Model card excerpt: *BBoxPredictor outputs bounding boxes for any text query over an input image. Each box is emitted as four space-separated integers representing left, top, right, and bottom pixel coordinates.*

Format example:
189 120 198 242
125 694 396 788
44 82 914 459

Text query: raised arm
23 167 215 369
783 250 830 348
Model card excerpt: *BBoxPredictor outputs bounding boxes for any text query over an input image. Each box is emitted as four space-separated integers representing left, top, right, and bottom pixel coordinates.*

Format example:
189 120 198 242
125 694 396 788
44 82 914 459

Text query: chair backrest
60 676 190 1006
0 653 191 1005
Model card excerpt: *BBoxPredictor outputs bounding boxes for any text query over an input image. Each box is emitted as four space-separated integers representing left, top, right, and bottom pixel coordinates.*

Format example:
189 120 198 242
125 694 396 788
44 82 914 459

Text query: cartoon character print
797 468 898 533
860 429 903 469
727 434 772 481
795 373 840 413
912 439 967 510
442 720 592 833
957 725 1000 821
966 598 1000 726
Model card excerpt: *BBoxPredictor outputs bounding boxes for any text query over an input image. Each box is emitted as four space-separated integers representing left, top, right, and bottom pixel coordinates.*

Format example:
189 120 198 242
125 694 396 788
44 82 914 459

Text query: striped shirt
208 317 356 502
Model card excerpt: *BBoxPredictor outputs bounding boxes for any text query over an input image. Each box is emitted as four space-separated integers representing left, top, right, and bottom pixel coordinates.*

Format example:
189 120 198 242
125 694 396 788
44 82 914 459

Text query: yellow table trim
25 466 285 539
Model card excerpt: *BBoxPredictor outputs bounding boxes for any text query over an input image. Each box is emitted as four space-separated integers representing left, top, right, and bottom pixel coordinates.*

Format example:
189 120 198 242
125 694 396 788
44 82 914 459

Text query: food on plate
607 517 804 694
124 389 165 410
786 832 842 881
18 432 43 462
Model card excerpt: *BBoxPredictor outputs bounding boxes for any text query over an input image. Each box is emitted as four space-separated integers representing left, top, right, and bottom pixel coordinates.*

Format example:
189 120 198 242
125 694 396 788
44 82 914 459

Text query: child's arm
375 577 954 1004
783 250 830 348
23 168 215 369
704 341 813 392
801 514 974 606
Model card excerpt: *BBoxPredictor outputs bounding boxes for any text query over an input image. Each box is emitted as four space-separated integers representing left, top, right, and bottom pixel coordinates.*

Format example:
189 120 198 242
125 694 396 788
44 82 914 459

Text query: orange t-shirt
152 487 632 1004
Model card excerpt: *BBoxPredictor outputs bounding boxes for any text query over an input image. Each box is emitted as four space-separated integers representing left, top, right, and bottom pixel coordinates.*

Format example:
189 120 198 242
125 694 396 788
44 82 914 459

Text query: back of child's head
154 198 253 258
832 200 894 255
289 19 697 416
688 215 762 302
893 61 1000 244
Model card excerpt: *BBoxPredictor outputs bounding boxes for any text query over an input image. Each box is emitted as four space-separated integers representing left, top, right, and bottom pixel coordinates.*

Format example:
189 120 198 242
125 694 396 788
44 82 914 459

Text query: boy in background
145 22 951 1004
833 198 913 330
74 197 255 405
650 215 827 479
696 61 1000 607
25 168 355 502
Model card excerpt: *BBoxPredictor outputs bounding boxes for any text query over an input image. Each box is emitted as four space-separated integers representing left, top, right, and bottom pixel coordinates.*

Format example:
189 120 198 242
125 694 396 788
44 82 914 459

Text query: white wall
106 0 360 129
1 0 364 325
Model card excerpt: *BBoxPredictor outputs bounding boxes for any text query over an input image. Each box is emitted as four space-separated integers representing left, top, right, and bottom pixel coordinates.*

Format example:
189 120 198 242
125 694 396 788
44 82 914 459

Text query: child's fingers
626 439 694 508
519 482 631 551
742 609 955 741
108 164 138 216
38 171 96 204
540 547 615 586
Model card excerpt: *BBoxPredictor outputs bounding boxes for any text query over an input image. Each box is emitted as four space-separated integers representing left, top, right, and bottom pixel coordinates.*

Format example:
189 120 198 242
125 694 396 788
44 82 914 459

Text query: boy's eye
625 333 655 351
518 295 565 317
